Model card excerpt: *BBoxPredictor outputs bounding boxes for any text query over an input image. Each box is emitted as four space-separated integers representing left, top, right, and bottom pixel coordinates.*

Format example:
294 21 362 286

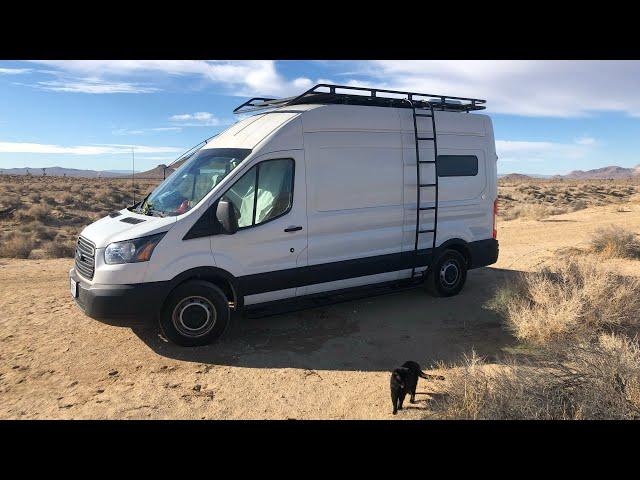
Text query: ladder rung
419 183 437 187
418 229 435 234
419 206 436 210
414 113 433 117
417 137 434 141
418 160 436 164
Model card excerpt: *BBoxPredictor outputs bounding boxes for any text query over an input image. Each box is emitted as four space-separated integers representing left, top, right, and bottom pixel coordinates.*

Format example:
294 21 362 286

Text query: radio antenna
131 146 135 205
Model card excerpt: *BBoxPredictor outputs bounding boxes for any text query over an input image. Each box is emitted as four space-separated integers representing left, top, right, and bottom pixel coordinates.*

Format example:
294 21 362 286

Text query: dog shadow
403 391 448 411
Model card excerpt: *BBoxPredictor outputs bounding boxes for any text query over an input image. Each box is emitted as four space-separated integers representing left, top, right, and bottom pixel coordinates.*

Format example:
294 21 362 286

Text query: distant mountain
563 165 640 180
0 166 124 178
499 173 553 179
500 173 536 182
111 163 177 180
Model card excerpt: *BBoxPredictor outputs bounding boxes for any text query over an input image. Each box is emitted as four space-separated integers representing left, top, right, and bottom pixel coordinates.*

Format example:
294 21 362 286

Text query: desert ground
1 177 640 419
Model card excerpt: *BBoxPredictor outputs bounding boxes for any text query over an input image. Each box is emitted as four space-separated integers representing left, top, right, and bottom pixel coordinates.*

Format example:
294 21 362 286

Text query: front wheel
159 280 230 346
427 249 468 297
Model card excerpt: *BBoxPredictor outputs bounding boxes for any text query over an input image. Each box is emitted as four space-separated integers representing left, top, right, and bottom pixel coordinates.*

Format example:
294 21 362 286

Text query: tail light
493 199 498 239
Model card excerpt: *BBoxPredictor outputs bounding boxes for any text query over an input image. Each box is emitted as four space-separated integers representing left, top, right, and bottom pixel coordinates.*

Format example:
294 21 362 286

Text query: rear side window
437 155 478 177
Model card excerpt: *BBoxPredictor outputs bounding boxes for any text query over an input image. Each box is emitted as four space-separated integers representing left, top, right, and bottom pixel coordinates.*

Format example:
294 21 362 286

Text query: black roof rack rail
233 83 486 114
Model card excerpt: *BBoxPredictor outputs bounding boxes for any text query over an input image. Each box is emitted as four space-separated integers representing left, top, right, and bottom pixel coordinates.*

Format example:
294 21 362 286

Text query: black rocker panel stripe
238 249 433 296
236 238 499 297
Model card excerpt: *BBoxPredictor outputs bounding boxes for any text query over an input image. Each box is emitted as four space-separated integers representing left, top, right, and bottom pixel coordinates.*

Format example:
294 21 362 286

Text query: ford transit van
69 84 499 346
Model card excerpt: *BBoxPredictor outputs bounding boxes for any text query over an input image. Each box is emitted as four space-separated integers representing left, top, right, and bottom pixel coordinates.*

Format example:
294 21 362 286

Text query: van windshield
137 148 252 217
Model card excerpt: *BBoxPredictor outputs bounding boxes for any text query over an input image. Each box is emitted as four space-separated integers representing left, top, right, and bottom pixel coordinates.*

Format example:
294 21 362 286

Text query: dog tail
420 371 445 381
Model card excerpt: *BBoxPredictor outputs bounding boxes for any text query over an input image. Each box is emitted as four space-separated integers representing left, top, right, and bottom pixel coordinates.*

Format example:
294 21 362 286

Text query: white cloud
575 135 596 145
0 142 181 155
112 128 145 136
26 60 325 97
496 139 593 163
347 60 640 118
169 111 228 127
36 77 158 94
151 127 182 132
0 67 31 75
14 60 640 119
112 126 183 135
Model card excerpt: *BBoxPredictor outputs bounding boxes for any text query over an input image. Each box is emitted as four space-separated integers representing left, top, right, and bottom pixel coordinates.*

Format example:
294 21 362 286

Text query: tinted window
437 155 478 177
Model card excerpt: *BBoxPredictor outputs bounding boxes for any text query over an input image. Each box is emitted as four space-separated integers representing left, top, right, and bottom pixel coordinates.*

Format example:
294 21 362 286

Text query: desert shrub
32 222 55 241
41 195 57 206
110 190 124 205
0 194 21 211
44 236 76 258
431 335 640 420
94 188 112 204
26 204 49 221
59 192 74 205
500 204 550 221
570 199 587 212
28 192 41 203
487 256 640 345
590 225 640 259
0 233 36 258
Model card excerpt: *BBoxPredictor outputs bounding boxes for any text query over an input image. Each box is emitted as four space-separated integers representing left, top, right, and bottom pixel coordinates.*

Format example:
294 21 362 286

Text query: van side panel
298 106 405 295
303 132 404 264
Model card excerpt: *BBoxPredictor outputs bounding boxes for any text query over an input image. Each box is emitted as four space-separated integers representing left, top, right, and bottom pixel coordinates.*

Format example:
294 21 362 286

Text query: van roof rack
233 83 486 114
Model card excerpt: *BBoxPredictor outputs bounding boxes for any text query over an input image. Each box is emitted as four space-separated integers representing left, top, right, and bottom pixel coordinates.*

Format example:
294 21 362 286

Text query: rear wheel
427 249 467 297
159 280 230 346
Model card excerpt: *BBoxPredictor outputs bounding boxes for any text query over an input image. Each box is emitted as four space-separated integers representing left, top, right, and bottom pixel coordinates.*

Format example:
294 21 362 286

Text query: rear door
211 150 308 305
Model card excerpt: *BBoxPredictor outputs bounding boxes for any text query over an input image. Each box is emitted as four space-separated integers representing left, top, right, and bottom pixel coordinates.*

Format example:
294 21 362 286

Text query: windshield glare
139 148 251 216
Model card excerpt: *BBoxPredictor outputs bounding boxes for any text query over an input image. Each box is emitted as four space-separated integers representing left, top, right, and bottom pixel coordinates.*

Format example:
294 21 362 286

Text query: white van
69 84 499 346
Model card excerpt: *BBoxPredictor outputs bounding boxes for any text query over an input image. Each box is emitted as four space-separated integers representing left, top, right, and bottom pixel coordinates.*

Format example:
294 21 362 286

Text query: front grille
75 236 95 280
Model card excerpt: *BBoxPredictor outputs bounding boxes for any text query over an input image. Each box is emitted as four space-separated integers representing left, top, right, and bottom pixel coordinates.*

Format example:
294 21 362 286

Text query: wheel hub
440 261 460 287
173 296 217 338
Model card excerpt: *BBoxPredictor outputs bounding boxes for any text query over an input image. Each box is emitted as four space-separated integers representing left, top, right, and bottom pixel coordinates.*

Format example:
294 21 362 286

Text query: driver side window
221 158 294 229
221 167 256 228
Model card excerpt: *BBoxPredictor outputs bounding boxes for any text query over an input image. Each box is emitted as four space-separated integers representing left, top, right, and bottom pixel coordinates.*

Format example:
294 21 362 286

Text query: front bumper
69 268 171 321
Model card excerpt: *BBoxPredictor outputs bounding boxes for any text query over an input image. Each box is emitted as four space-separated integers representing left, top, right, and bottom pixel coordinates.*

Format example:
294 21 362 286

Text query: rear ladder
409 100 439 279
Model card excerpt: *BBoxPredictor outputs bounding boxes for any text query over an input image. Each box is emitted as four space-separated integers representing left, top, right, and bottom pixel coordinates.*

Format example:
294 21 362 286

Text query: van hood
79 209 177 248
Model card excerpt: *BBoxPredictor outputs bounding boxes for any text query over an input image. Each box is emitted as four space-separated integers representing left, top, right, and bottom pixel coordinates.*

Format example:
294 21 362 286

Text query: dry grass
590 225 640 259
0 175 159 258
0 233 36 259
487 256 640 345
43 235 76 258
430 247 640 419
498 179 638 221
431 334 640 420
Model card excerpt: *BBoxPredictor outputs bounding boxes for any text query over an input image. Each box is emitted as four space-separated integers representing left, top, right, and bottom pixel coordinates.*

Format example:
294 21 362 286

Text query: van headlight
104 232 166 265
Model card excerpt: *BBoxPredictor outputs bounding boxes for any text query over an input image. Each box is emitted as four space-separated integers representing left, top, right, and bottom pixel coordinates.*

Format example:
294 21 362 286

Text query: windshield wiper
146 207 167 218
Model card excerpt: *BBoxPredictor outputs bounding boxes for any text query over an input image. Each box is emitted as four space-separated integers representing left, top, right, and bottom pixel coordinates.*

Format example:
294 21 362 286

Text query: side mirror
216 200 239 235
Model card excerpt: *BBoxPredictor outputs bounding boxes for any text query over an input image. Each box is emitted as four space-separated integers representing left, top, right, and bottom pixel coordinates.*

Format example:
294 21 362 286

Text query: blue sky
1 60 639 175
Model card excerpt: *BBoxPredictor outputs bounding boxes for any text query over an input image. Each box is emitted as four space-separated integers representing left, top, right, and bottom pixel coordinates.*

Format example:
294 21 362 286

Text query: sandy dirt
2 201 640 419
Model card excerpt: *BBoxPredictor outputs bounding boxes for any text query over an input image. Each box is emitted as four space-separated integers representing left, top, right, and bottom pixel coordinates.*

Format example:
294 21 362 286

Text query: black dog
390 361 445 415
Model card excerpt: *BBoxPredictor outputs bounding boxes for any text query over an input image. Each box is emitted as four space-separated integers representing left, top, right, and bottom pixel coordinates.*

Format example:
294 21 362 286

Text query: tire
427 249 468 297
159 280 230 346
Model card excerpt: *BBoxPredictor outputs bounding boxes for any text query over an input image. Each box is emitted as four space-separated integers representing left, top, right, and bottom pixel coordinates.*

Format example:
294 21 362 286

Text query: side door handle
284 225 303 232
